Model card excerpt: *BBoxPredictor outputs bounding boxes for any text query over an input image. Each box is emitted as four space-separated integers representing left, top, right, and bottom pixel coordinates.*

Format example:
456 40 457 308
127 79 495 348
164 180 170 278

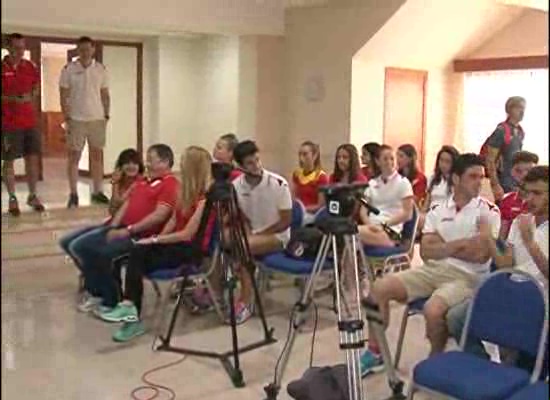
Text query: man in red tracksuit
1 33 45 216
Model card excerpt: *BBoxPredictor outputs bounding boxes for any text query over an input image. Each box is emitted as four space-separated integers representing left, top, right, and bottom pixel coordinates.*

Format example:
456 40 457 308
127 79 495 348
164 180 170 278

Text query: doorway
383 67 427 169
1 34 143 210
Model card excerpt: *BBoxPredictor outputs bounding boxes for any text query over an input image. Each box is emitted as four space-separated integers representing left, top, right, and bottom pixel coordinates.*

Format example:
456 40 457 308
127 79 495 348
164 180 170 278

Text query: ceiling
1 0 331 37
353 0 530 67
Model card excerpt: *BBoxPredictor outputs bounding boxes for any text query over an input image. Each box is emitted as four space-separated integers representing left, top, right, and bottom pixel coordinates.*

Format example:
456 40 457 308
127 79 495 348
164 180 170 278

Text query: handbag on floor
287 364 349 400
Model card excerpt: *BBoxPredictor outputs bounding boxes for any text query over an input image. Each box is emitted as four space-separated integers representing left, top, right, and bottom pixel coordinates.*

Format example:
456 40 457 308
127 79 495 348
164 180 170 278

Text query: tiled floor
2 157 112 212
1 224 439 400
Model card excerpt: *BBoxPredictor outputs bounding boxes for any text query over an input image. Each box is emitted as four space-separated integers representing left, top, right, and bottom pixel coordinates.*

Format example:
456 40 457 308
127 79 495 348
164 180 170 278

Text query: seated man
498 151 538 239
230 140 292 323
70 144 180 313
448 166 548 374
360 153 500 376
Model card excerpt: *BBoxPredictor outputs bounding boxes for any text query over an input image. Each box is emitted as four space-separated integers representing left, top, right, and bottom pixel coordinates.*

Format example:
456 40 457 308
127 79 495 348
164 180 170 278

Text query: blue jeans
70 228 134 307
60 225 106 296
447 300 489 359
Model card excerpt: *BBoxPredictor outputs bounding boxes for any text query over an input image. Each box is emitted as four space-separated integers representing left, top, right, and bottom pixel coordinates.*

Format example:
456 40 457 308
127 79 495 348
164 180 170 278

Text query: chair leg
394 306 410 369
204 277 225 323
78 274 85 293
406 382 415 400
152 281 162 298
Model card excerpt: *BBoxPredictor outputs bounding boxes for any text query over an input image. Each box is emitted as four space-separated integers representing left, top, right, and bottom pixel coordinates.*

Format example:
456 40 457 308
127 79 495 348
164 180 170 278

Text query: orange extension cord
130 337 188 400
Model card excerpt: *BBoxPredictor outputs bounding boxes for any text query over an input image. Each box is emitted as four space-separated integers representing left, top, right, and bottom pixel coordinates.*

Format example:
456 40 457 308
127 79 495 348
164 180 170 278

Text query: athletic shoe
113 321 146 342
77 294 102 313
67 193 79 209
98 302 138 323
8 195 20 217
225 301 252 325
91 192 109 205
26 194 45 212
360 349 385 377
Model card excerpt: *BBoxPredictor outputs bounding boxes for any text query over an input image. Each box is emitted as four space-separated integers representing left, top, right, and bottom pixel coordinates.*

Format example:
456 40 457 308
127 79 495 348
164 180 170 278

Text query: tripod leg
158 276 190 347
265 235 332 399
364 299 405 399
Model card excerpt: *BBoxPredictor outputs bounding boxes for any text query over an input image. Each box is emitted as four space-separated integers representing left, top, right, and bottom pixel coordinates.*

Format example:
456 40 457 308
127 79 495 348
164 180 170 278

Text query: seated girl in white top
358 145 415 247
423 145 459 211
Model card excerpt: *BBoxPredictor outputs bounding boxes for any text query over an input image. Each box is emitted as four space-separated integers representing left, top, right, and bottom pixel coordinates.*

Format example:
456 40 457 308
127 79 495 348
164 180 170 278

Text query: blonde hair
180 146 212 212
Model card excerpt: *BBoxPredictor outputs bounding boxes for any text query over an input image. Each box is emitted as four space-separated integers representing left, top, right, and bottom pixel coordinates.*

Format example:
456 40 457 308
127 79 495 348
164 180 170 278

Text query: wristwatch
105 115 110 121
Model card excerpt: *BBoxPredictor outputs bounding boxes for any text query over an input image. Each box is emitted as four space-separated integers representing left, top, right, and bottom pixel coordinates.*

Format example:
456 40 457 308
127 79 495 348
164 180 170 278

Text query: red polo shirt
121 173 180 237
1 56 40 130
499 191 528 223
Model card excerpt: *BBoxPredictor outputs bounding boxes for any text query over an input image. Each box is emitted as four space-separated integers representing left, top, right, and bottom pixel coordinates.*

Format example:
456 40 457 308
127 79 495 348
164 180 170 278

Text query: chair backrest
313 206 329 224
291 199 305 230
401 205 419 253
462 270 548 380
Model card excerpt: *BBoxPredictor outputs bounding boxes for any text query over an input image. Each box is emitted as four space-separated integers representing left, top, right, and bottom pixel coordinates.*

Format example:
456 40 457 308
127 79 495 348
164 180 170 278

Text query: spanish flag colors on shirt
292 168 329 207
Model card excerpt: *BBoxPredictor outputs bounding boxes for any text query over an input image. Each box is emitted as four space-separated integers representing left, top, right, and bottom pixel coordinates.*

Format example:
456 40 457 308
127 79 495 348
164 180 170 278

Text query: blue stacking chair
394 258 501 370
407 270 549 400
363 205 420 278
505 381 549 400
143 221 225 332
257 201 332 298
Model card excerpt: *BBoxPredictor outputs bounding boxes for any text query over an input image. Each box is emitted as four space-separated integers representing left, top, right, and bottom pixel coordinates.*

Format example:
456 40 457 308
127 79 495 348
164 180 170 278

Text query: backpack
287 364 349 400
479 121 524 177
285 226 324 260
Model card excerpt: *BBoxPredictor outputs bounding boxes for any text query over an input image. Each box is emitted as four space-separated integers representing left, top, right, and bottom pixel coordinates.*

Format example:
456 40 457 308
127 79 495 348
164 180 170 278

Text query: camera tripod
264 206 405 400
156 175 276 388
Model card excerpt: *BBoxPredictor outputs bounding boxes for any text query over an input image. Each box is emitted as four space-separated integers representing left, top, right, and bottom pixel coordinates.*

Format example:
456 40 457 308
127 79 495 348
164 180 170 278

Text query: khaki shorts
66 119 106 151
396 261 479 308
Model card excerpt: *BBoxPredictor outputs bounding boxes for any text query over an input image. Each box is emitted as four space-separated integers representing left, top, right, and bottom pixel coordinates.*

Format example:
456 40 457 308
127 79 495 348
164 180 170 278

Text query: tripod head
319 182 369 218
208 162 235 202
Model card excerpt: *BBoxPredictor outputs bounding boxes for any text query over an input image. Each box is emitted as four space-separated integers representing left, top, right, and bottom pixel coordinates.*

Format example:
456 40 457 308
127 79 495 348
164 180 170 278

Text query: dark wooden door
383 67 427 170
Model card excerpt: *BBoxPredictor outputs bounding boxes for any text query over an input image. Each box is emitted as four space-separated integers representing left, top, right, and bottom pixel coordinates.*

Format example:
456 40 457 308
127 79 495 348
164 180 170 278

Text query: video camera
211 162 234 183
319 182 369 218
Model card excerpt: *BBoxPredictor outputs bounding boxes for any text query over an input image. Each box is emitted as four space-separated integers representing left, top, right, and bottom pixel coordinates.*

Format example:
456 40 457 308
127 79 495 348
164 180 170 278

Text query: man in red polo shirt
70 144 179 311
498 150 539 239
2 33 45 216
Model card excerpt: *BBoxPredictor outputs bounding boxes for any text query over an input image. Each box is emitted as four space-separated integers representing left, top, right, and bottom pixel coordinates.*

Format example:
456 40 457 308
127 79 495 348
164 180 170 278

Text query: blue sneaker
113 321 146 342
360 350 384 377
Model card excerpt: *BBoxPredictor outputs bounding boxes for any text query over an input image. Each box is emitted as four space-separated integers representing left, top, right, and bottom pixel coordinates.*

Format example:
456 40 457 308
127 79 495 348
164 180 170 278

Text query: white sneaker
77 294 102 313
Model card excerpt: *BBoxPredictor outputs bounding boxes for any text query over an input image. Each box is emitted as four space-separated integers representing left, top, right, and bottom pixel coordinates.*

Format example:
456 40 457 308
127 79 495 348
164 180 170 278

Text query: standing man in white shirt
231 140 293 324
59 36 110 208
360 153 501 376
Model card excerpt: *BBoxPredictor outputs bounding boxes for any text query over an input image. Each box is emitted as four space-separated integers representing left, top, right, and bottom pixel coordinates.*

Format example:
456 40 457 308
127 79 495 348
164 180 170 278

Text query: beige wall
254 36 285 171
282 0 406 176
350 0 527 171
467 9 548 58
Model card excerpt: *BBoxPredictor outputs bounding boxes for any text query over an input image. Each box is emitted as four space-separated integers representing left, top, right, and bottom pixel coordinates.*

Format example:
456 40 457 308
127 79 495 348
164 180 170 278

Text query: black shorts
1 128 42 161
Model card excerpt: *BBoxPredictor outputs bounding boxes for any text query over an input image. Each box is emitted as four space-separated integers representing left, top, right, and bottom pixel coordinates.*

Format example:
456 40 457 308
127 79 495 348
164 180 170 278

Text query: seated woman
397 144 427 208
213 132 241 180
330 144 368 184
291 141 329 223
98 146 214 342
360 142 381 181
358 145 414 248
422 146 459 212
59 148 144 312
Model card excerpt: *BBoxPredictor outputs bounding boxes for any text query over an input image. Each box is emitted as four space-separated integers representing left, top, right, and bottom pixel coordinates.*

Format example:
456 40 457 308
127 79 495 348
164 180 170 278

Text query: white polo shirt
507 215 548 291
59 59 109 121
427 174 452 208
365 171 414 233
423 196 501 276
233 169 293 243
